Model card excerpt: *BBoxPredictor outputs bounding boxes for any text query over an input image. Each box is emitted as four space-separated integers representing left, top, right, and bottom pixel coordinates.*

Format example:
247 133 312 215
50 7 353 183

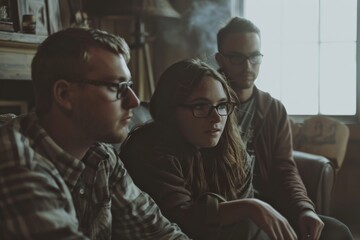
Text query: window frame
238 0 360 124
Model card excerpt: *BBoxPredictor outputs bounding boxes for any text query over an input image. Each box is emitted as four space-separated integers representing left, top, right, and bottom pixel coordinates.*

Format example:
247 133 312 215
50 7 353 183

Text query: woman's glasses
178 102 236 118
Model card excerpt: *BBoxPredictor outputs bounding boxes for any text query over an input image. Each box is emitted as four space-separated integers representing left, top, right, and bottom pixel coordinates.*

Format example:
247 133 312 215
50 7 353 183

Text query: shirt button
79 188 85 195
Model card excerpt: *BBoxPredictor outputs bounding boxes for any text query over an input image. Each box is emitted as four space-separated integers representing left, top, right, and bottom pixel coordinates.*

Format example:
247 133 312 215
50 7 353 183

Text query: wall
86 0 233 100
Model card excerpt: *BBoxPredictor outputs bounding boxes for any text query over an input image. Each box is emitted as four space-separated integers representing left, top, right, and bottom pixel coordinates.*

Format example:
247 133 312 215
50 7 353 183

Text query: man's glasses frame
67 79 133 100
178 102 236 118
219 52 263 65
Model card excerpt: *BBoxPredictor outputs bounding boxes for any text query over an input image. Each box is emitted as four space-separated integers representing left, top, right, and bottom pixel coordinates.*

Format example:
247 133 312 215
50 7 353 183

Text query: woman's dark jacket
120 122 253 240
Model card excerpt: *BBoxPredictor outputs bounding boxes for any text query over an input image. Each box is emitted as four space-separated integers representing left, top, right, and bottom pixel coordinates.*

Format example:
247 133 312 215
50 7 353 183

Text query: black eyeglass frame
178 102 237 118
219 52 264 65
67 79 133 100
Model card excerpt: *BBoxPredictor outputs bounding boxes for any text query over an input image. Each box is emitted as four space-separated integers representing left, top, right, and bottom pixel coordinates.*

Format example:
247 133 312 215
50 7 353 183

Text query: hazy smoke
158 1 231 67
188 2 230 51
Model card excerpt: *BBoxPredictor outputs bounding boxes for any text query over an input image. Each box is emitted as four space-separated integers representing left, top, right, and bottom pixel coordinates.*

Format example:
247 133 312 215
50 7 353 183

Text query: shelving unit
0 31 46 80
0 31 46 49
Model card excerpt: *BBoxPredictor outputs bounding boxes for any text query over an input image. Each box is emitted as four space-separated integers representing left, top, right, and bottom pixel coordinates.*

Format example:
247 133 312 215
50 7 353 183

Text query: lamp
86 0 181 100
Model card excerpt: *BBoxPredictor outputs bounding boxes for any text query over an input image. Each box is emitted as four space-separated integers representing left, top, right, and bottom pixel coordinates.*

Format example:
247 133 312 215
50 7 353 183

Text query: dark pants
318 215 353 240
217 219 269 240
291 214 353 240
216 215 353 240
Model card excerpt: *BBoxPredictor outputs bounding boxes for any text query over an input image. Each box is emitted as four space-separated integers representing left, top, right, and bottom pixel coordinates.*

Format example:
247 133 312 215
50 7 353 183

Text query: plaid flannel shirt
0 112 189 240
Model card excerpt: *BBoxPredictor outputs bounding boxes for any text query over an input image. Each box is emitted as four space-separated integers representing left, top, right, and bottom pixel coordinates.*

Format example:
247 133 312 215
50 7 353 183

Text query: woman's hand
297 210 324 240
220 198 297 239
243 199 298 240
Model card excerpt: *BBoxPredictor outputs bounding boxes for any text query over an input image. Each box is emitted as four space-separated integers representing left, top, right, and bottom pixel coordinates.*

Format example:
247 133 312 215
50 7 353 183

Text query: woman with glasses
120 59 297 240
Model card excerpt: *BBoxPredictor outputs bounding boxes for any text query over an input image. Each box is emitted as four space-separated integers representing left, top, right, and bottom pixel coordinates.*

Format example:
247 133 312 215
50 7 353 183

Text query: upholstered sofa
128 102 336 216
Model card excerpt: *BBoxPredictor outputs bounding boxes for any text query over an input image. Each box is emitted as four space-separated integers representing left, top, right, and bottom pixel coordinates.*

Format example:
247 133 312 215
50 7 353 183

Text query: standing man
0 28 189 240
215 17 352 240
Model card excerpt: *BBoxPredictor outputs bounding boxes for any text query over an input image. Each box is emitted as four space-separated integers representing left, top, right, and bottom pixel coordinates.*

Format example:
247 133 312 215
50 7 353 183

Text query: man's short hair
31 28 130 114
217 17 261 52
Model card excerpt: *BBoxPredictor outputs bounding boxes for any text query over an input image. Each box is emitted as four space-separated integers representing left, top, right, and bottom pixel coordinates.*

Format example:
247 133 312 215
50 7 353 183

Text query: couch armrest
293 150 335 215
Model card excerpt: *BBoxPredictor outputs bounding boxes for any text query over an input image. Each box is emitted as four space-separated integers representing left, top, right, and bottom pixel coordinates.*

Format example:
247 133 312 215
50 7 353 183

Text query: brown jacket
250 87 315 223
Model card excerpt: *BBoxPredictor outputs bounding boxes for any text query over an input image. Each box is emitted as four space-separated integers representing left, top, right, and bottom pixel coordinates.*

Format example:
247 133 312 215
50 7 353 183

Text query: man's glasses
220 52 263 65
178 102 236 118
67 79 133 100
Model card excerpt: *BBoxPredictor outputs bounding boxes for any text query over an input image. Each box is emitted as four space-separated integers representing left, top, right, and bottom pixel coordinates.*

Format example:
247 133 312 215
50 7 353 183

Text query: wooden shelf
0 32 46 80
0 31 46 49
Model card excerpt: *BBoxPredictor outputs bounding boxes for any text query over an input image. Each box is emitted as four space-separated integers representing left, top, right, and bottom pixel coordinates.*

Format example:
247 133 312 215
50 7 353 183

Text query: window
243 0 357 116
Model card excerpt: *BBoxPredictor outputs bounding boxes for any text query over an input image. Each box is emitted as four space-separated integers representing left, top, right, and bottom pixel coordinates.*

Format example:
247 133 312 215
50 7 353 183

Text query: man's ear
215 52 224 68
53 80 74 110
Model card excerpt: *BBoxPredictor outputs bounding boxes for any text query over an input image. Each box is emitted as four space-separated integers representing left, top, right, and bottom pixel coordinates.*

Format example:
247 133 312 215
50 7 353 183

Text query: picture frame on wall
16 0 49 35
28 0 48 35
45 0 62 34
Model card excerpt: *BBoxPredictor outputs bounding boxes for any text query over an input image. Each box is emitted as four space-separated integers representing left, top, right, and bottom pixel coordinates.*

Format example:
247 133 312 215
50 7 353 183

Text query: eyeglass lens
224 53 263 65
116 81 133 99
193 103 234 118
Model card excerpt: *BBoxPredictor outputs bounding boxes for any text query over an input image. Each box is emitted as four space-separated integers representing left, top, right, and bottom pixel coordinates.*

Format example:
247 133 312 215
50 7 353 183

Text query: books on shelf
0 20 14 32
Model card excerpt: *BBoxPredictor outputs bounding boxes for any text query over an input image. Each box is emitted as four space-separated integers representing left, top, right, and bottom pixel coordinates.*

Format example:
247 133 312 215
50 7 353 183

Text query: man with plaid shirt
0 28 189 240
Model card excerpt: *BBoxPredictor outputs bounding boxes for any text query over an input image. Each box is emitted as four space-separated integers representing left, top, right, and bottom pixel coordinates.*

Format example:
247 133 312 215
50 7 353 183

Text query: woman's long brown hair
150 59 247 200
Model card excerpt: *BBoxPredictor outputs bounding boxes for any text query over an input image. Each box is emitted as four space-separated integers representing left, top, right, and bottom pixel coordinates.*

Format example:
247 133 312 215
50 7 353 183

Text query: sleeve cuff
198 192 226 227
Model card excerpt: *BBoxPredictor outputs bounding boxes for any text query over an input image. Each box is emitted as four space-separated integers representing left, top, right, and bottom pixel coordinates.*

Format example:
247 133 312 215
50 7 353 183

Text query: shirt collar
24 112 86 190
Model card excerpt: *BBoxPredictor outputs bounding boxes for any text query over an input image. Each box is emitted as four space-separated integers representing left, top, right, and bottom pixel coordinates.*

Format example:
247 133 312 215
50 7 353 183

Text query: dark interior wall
85 0 232 80
151 0 232 81
0 80 34 114
85 0 232 100
0 0 232 109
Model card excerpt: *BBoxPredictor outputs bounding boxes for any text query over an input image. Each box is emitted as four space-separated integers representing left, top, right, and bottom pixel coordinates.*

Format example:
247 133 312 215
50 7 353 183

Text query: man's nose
122 88 140 109
244 58 253 68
